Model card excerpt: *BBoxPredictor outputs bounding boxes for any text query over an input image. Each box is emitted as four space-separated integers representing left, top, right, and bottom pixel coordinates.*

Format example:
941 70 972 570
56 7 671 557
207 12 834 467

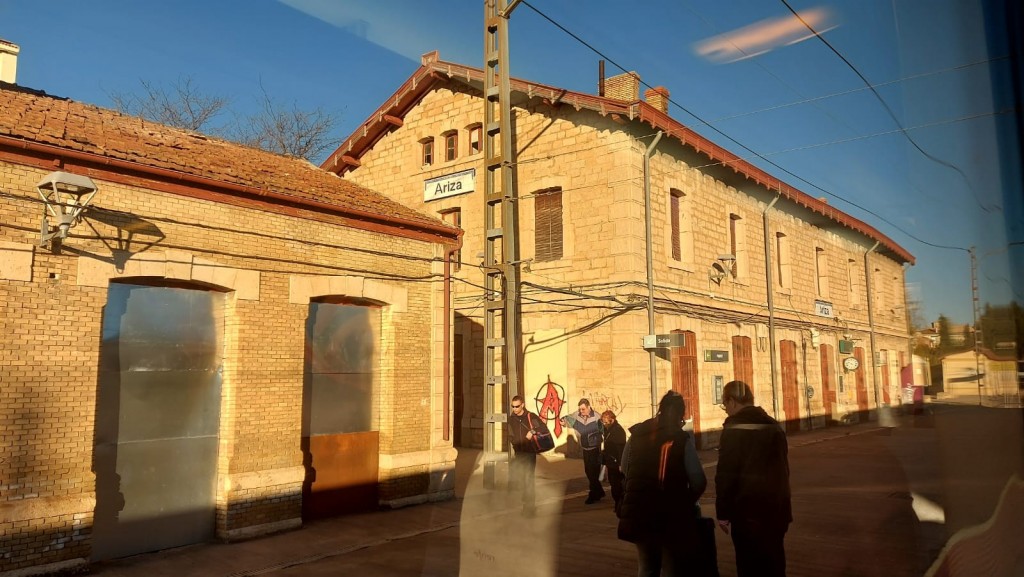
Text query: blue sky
2 0 1020 326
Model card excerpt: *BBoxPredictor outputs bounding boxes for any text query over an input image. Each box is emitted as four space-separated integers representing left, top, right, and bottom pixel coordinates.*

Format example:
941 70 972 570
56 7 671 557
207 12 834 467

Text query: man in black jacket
507 395 548 516
600 410 627 514
715 381 792 577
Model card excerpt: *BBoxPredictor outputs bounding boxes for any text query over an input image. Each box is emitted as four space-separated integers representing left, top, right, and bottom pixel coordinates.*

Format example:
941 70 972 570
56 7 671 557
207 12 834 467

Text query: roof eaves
325 55 914 265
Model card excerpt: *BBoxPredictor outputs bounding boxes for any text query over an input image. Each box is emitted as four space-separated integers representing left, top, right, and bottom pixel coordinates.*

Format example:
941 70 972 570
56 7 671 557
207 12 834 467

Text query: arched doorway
93 282 224 561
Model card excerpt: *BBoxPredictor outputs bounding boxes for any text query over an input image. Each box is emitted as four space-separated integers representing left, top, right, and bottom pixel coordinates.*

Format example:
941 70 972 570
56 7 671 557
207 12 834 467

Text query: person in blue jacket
561 398 605 504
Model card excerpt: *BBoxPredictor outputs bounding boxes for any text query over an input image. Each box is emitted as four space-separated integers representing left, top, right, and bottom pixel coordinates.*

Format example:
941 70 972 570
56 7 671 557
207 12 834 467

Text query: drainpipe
801 335 813 431
865 241 881 414
443 233 464 442
763 193 781 419
644 131 663 417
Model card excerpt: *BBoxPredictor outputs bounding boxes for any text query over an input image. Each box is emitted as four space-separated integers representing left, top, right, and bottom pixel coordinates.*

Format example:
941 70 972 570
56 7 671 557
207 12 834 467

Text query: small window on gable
443 130 458 162
421 137 434 166
534 187 563 262
468 124 482 155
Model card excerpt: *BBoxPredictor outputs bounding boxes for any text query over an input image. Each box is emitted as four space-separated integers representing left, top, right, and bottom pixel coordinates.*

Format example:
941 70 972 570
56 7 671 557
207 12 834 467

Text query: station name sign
424 169 476 202
814 300 834 319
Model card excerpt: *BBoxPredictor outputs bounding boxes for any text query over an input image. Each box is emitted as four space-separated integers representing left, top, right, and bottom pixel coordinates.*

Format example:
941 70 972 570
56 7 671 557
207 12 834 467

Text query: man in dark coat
715 381 792 577
507 394 548 516
601 410 627 514
618 391 707 576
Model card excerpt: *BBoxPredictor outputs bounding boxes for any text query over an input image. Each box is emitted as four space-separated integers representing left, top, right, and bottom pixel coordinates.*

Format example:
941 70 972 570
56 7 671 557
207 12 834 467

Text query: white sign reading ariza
424 169 476 202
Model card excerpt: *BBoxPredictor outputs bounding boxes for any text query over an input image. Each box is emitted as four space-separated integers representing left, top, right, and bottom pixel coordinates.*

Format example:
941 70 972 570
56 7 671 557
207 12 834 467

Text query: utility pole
482 0 522 489
969 247 984 405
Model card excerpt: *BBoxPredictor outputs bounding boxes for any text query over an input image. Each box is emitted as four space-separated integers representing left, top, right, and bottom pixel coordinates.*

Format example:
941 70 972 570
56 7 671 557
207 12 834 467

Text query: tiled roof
0 81 454 236
325 51 913 265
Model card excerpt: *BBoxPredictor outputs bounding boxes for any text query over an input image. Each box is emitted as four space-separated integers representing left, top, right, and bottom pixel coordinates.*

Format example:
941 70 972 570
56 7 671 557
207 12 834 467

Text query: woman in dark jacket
618 391 707 577
601 410 627 513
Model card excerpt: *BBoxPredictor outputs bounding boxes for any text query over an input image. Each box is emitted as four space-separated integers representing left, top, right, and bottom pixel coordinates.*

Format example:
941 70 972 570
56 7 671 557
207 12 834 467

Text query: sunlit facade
0 83 459 573
327 51 914 450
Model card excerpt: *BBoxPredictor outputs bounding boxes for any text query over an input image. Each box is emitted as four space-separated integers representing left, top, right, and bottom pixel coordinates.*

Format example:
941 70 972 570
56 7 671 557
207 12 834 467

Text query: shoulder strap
658 440 675 488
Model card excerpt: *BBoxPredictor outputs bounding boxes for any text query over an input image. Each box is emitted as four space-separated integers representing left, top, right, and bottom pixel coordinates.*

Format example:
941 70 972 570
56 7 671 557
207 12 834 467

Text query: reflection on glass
307 302 379 434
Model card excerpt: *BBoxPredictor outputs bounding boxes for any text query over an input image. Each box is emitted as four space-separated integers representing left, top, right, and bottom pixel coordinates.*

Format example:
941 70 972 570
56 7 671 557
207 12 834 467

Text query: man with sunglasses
507 395 549 517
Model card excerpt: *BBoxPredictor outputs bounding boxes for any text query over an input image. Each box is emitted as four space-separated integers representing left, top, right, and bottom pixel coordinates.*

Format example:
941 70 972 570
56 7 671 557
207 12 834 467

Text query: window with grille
534 187 563 262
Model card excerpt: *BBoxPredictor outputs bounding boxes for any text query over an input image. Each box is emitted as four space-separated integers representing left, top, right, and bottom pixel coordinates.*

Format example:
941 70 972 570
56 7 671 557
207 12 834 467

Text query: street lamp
37 171 98 247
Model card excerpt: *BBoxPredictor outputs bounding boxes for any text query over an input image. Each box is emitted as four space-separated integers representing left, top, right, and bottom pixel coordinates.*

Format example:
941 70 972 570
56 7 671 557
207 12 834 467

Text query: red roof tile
0 82 454 236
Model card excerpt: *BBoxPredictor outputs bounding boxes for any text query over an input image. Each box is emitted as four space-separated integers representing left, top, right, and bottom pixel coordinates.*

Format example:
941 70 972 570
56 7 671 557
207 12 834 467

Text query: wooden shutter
732 335 753 386
535 188 563 262
670 192 681 261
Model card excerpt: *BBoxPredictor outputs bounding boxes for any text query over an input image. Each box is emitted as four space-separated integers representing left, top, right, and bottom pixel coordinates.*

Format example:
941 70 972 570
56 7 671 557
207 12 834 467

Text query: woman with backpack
617 391 709 577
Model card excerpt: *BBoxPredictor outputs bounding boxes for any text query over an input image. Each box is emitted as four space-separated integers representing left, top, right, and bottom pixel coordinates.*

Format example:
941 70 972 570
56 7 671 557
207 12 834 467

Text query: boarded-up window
535 187 563 262
670 191 682 261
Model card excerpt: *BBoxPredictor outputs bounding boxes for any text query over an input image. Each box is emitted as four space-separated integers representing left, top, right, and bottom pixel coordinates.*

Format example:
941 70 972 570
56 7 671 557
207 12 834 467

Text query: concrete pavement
89 410 1003 577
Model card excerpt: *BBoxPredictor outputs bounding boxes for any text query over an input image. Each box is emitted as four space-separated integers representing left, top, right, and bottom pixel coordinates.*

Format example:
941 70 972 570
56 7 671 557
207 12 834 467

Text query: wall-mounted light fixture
709 254 736 285
37 171 98 247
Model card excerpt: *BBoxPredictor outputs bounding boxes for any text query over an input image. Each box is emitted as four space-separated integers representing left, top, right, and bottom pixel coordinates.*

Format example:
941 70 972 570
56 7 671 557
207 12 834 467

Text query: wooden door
671 330 699 436
780 340 800 434
302 302 381 519
855 347 869 421
732 335 753 387
819 343 835 424
880 350 891 404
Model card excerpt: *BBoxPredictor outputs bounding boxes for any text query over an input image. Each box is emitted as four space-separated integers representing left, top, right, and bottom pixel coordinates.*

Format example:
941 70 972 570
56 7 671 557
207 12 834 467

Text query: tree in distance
108 76 340 164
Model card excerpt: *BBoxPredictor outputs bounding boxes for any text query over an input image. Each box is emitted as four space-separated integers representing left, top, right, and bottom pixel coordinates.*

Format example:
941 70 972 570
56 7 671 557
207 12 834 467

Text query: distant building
0 57 460 573
940 348 1018 401
324 51 915 448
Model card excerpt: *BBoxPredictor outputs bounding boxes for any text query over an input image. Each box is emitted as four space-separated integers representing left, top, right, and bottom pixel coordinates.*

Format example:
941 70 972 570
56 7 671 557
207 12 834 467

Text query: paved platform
88 407 1023 577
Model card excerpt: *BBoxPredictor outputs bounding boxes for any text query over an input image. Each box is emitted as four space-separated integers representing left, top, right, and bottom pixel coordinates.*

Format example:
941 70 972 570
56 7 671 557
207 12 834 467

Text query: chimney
0 39 19 84
604 71 641 102
644 86 670 114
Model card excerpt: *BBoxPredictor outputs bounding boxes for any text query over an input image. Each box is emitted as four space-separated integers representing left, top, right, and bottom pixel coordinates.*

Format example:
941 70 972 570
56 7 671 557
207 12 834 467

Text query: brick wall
0 159 454 572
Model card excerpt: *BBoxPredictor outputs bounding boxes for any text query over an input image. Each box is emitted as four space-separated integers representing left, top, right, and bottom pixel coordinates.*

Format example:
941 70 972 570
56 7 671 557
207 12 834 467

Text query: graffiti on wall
533 376 566 436
579 389 628 416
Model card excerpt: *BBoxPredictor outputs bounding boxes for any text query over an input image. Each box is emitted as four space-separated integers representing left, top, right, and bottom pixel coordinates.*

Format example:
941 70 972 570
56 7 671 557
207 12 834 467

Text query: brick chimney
644 86 670 114
0 39 19 84
604 71 641 102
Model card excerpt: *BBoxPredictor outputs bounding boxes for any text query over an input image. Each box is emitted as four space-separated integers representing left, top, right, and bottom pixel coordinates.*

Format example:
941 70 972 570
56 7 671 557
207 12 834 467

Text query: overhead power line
519 0 972 254
778 0 999 214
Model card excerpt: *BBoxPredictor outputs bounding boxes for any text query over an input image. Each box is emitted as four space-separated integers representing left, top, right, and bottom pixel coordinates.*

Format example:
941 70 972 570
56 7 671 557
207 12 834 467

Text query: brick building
324 51 915 449
0 77 460 573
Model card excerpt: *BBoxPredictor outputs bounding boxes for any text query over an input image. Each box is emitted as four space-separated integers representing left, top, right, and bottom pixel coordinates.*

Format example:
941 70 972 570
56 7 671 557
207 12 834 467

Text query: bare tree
233 84 339 162
109 76 229 132
108 78 340 163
